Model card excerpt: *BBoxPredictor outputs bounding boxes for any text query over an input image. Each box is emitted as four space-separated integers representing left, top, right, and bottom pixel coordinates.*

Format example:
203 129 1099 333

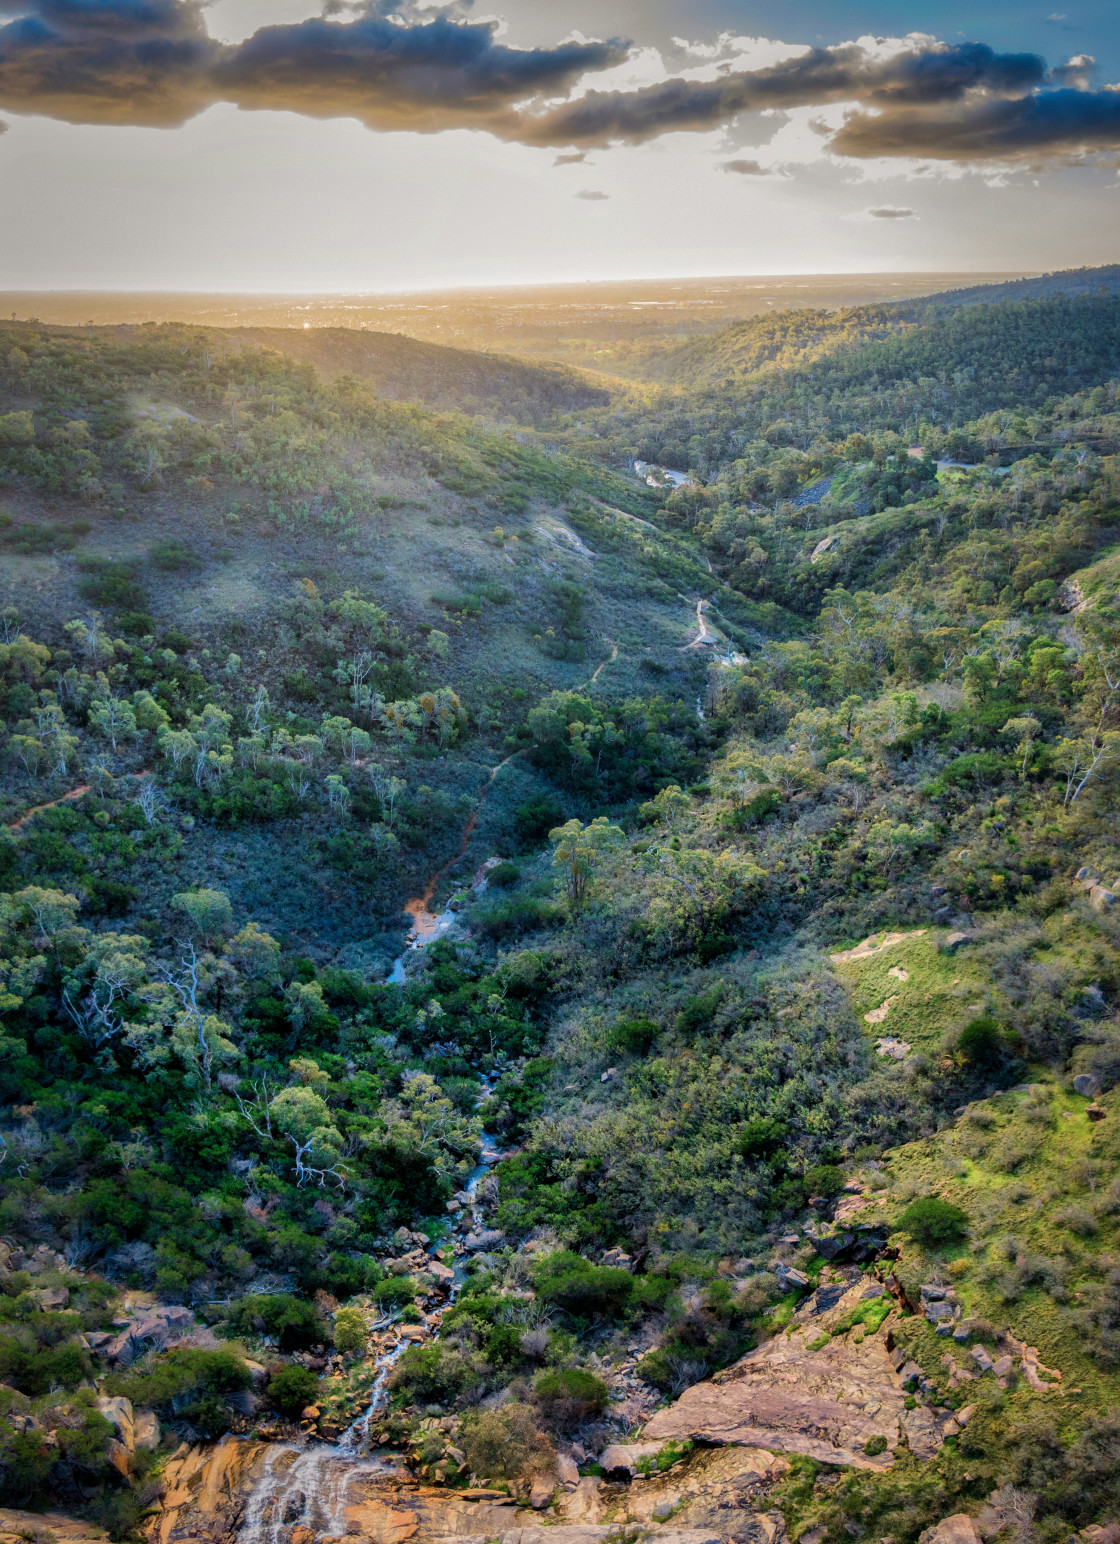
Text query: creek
238 781 512 1544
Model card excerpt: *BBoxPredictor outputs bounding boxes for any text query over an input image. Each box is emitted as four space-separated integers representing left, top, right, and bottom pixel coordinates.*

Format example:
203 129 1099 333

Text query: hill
1 290 1120 1544
218 324 614 424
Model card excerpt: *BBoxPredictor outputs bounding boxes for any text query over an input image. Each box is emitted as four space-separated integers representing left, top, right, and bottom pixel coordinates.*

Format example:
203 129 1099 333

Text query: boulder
944 932 976 951
530 1478 556 1510
1074 1073 1103 1098
599 1443 666 1477
105 1440 132 1479
30 1286 69 1311
95 1397 135 1452
1089 886 1117 911
776 1265 810 1291
464 1229 506 1252
1087 1103 1108 1122
132 1410 160 1451
919 1516 983 1544
557 1454 580 1489
804 1228 856 1262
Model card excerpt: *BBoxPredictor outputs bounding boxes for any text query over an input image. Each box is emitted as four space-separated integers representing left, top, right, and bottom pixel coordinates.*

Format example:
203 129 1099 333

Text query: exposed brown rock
642 1280 939 1471
919 1516 983 1544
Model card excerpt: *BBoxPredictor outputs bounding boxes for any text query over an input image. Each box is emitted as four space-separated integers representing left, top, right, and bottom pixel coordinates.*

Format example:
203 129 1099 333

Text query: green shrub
734 1117 787 1159
388 1342 481 1404
533 1367 609 1428
373 1277 417 1309
267 1363 320 1416
459 1401 551 1480
958 1015 1004 1068
333 1305 367 1356
228 1293 324 1350
605 1018 659 1056
532 1251 634 1316
514 797 564 841
803 1163 845 1198
897 1197 970 1246
488 862 522 888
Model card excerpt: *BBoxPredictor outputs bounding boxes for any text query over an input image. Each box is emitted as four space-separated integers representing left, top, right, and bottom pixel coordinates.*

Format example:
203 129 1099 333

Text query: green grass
829 928 992 1058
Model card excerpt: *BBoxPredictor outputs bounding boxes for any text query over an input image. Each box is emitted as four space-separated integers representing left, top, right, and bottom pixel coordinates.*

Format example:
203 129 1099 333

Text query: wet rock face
642 1278 943 1470
147 1437 272 1544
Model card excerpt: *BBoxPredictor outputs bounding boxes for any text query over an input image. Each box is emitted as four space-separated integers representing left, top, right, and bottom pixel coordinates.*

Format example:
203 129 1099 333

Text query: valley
0 264 1118 1544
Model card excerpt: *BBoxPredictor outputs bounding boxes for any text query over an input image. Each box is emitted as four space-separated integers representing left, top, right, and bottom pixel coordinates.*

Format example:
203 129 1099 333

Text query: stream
239 895 505 1543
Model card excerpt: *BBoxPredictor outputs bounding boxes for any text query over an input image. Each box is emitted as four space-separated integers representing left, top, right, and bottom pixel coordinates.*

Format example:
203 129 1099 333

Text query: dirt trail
402 750 523 941
588 640 618 685
684 597 717 650
7 768 152 831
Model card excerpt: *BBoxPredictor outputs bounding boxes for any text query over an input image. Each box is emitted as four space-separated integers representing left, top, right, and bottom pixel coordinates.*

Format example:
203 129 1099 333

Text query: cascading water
236 908 504 1544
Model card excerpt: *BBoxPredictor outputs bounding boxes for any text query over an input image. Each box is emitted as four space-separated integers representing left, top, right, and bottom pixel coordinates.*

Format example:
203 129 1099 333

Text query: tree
548 817 624 910
88 695 137 751
1056 733 1120 806
61 933 149 1052
172 888 234 942
1001 715 1042 777
267 1364 320 1417
640 784 690 830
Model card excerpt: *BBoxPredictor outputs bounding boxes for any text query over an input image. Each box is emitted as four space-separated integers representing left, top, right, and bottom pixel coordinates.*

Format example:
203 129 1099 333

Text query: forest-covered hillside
1 277 1119 1544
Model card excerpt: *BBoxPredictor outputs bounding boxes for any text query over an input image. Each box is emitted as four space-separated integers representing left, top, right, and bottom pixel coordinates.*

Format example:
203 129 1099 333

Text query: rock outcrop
643 1277 942 1471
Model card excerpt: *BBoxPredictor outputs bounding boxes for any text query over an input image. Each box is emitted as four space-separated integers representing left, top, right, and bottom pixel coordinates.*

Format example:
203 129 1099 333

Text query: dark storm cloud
214 11 628 134
516 40 1045 147
0 0 216 125
0 0 626 129
722 157 768 174
830 86 1120 162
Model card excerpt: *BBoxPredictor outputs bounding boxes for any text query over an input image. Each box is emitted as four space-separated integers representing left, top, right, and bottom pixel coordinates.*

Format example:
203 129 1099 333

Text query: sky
0 0 1118 293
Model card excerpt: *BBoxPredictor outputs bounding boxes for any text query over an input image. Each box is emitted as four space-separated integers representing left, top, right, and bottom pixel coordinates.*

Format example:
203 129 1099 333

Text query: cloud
574 188 609 199
0 6 1118 172
866 204 917 217
215 10 628 135
722 157 768 174
0 0 217 126
830 86 1120 163
0 0 628 129
515 39 1045 147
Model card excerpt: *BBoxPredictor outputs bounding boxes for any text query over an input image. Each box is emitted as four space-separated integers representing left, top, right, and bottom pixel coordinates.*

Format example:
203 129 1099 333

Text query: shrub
459 1401 553 1480
387 1342 481 1404
803 1163 845 1198
267 1363 320 1416
533 1367 609 1428
488 862 522 888
734 1117 787 1159
373 1276 417 1309
229 1293 324 1350
112 1347 250 1437
333 1305 368 1355
897 1196 969 1246
959 1015 1004 1068
532 1251 634 1316
605 1018 659 1056
514 797 564 842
